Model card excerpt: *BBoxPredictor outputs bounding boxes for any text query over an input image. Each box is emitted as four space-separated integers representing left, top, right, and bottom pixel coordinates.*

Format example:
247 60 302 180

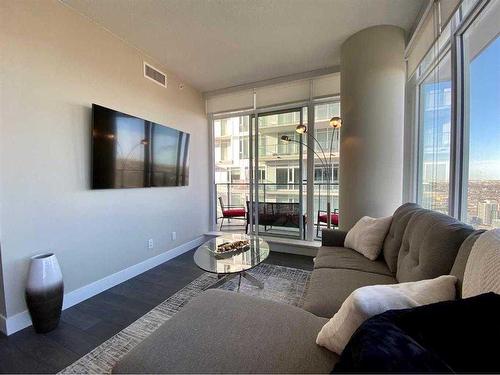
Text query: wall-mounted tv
91 104 190 189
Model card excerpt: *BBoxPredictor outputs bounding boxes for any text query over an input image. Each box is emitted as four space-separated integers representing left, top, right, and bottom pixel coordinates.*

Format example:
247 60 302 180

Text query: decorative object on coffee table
25 252 64 333
212 239 250 256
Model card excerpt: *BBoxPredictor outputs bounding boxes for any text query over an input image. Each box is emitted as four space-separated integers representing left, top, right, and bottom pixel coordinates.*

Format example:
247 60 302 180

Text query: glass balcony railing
215 182 339 229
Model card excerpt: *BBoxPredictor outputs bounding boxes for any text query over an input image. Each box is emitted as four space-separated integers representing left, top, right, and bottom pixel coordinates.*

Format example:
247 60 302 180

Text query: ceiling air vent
144 62 167 88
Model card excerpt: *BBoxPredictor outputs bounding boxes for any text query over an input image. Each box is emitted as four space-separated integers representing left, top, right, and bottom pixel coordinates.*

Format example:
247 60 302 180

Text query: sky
469 36 500 180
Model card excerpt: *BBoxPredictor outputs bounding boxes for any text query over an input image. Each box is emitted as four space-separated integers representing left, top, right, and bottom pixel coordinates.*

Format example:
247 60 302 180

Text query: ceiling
63 0 426 92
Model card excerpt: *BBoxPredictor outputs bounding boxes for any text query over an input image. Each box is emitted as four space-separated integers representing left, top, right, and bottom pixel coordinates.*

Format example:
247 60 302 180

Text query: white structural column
339 25 406 230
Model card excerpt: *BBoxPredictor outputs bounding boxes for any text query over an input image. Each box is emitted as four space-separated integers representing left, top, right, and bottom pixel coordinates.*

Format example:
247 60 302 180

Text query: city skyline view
418 28 499 230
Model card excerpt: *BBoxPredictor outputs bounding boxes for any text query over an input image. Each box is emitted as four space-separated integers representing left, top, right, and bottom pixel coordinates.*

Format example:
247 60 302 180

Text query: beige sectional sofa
113 203 482 373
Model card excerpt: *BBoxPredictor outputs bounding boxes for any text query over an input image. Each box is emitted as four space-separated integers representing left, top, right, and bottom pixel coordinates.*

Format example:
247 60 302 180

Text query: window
239 116 249 133
239 136 249 159
220 140 231 162
293 167 300 185
257 168 266 182
276 168 288 189
278 132 298 155
417 52 452 214
462 0 500 229
275 167 301 189
314 102 339 122
314 165 338 183
213 115 250 222
220 119 231 136
313 102 340 234
230 168 241 182
315 128 339 153
409 0 499 227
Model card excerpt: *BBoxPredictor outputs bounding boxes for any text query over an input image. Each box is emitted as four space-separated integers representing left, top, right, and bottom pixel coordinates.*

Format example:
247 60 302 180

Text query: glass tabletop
193 234 270 275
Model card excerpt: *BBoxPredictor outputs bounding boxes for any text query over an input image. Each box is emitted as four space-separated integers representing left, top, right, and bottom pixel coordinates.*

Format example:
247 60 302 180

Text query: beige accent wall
339 25 406 230
0 0 209 318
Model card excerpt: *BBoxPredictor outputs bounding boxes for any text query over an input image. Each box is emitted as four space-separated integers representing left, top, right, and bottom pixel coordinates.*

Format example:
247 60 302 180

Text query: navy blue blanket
334 292 500 373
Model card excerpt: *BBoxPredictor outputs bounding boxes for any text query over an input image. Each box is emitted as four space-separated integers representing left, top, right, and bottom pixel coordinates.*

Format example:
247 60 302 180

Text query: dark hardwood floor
0 249 313 374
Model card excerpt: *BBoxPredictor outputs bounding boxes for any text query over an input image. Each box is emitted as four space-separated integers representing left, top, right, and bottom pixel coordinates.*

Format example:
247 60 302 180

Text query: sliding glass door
212 99 340 240
251 108 306 239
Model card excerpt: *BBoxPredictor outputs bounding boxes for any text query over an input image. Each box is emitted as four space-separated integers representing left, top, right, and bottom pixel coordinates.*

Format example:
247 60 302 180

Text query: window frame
409 0 496 223
456 0 499 223
415 46 453 213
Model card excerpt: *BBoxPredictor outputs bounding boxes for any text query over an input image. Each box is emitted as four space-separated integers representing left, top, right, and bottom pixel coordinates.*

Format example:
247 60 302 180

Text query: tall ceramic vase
25 253 64 333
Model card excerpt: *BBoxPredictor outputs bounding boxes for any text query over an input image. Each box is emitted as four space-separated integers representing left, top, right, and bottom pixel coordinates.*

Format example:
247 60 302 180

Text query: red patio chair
316 209 339 237
218 197 246 231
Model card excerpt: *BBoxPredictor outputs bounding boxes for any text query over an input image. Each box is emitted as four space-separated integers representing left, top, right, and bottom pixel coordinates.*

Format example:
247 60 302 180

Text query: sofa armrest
321 229 348 247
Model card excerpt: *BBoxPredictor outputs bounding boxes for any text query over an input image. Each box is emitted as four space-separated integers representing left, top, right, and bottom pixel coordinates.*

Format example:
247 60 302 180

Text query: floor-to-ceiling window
211 98 340 240
409 0 499 228
313 102 340 232
214 115 250 227
417 52 452 214
461 0 500 229
255 109 306 239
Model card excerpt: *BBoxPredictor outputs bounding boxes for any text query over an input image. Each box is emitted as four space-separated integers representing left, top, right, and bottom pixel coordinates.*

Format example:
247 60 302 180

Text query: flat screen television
91 104 190 189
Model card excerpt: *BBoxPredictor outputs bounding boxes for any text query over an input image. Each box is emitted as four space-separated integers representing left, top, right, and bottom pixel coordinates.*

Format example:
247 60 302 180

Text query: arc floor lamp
281 116 341 230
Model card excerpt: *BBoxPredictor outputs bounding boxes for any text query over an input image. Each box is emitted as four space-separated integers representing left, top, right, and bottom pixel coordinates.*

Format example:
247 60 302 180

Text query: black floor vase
25 253 64 333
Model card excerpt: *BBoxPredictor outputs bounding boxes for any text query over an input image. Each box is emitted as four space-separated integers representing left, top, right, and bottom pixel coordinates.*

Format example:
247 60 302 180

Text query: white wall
339 25 406 230
0 0 209 319
0 249 5 318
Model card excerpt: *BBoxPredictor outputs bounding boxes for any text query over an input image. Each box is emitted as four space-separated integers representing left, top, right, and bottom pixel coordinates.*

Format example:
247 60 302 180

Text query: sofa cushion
314 247 393 276
344 216 393 260
382 203 422 273
113 289 338 374
222 208 246 217
322 229 348 247
302 268 396 318
462 228 500 298
397 210 474 283
450 230 485 298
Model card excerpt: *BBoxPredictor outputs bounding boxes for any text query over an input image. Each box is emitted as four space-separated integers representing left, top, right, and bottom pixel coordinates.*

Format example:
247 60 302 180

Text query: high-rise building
477 200 498 225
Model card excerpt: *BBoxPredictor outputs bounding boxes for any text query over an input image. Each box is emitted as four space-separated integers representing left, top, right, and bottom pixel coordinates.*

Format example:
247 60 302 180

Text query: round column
339 25 406 230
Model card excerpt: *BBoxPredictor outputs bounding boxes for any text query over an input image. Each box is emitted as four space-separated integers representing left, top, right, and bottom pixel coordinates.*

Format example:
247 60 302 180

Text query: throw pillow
316 275 457 355
344 216 393 260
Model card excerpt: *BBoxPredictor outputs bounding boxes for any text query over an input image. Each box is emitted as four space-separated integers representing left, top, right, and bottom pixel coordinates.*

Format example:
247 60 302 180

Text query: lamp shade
280 135 291 143
295 124 307 134
329 116 342 128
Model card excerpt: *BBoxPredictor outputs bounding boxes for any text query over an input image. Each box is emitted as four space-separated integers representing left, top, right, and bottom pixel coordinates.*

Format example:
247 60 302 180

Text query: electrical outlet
171 232 176 241
148 239 154 249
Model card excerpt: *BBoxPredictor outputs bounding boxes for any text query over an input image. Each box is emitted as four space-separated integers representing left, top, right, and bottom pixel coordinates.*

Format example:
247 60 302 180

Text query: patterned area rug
59 263 311 374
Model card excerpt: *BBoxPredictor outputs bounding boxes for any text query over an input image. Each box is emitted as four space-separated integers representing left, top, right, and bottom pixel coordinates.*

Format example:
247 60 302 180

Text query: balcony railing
215 182 339 226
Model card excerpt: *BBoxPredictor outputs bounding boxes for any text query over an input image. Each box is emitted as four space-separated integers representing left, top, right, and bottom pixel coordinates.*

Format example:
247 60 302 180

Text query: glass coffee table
194 234 270 290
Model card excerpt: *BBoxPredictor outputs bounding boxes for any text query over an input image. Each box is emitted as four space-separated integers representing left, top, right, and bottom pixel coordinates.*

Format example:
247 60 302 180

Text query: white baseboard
0 313 7 334
0 235 206 336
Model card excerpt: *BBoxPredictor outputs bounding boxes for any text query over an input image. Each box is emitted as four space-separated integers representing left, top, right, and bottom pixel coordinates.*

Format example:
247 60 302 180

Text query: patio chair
218 197 246 231
316 209 339 237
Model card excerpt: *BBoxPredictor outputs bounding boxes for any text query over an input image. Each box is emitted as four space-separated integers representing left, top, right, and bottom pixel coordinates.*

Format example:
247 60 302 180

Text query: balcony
215 182 339 239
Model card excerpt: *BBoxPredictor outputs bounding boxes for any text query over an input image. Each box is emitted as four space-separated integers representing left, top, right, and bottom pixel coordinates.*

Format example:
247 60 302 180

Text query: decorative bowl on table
208 239 250 257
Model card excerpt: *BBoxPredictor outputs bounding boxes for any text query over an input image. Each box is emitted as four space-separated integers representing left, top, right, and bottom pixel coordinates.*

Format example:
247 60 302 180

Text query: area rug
59 263 311 374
